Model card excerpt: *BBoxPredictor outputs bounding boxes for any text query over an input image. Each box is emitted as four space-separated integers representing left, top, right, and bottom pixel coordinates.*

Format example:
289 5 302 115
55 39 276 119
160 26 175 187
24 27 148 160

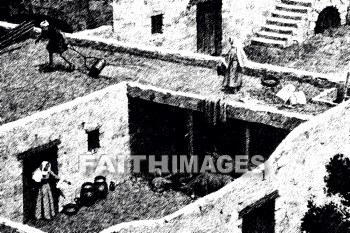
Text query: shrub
324 154 350 205
301 200 350 233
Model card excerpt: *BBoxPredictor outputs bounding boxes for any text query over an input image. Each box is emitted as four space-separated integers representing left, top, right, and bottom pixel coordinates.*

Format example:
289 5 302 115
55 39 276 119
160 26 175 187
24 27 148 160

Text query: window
151 14 163 34
240 191 278 233
87 129 100 151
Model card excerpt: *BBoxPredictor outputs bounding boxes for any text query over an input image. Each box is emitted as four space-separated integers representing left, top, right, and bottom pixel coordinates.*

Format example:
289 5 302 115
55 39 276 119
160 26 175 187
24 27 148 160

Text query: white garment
234 38 248 68
292 91 307 105
32 161 51 183
276 84 296 103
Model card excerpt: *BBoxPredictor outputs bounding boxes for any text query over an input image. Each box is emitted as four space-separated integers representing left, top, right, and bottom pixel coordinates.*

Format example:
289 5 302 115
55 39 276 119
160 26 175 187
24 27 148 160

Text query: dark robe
37 26 68 54
222 46 242 90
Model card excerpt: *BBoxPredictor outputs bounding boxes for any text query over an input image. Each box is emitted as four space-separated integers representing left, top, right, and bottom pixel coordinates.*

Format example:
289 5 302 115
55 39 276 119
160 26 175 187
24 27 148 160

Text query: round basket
261 74 280 88
62 203 79 216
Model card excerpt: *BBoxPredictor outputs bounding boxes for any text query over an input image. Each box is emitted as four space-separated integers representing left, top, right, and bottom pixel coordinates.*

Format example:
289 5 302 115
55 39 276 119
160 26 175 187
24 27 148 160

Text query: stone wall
0 82 130 222
100 99 350 232
112 0 276 53
27 0 113 31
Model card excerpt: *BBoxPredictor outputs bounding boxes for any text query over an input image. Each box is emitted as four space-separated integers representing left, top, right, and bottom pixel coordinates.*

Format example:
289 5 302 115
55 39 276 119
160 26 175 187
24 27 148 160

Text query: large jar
94 176 108 199
80 182 96 206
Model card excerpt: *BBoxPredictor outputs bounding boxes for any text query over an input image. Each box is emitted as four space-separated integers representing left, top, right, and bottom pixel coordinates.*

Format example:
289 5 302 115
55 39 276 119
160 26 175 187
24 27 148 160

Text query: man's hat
40 20 49 28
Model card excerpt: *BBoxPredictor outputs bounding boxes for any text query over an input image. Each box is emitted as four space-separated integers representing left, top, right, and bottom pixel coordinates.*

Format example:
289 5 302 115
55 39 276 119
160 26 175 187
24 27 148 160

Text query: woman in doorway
32 161 67 220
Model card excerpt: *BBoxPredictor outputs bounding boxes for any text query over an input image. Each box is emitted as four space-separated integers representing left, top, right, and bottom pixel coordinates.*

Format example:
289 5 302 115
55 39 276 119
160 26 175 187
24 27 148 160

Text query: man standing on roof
35 20 74 70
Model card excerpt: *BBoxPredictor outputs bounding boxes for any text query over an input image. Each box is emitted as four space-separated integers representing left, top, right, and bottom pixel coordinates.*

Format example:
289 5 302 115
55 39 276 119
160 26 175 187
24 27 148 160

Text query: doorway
241 192 278 233
19 142 60 223
314 6 341 34
196 0 222 55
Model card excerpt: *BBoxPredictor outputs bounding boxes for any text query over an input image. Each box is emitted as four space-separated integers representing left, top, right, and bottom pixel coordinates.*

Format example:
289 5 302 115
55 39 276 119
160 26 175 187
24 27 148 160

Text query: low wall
100 99 350 232
127 82 310 130
0 82 130 222
0 217 46 233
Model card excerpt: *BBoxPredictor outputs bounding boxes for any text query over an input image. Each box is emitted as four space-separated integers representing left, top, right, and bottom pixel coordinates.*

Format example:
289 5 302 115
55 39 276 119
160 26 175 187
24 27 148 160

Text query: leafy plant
301 154 350 233
324 154 350 205
301 200 350 233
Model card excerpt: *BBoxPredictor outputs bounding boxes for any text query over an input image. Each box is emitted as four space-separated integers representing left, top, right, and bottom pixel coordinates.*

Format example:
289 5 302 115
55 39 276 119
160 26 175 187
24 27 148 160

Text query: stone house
112 0 350 52
0 21 344 232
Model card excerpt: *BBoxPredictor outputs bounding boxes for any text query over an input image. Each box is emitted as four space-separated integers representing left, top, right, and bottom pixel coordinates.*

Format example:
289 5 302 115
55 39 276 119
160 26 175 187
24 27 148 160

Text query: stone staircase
251 0 313 48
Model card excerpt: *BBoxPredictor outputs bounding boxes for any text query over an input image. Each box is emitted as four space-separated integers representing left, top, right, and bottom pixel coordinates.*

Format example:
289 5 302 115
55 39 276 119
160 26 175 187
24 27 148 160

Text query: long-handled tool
68 46 107 77
343 72 350 102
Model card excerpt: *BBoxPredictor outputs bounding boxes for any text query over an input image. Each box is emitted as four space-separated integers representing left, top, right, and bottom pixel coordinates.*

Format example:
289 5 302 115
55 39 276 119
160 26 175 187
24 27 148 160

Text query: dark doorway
128 98 188 176
241 196 276 233
249 123 290 160
192 114 246 175
19 142 60 223
196 0 222 55
314 6 341 34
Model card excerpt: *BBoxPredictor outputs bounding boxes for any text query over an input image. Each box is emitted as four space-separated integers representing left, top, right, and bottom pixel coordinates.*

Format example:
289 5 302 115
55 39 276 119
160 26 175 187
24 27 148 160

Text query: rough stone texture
26 0 113 31
0 82 130 223
112 0 276 53
127 83 310 130
111 0 350 50
0 20 345 83
100 99 350 233
306 0 349 37
0 217 45 233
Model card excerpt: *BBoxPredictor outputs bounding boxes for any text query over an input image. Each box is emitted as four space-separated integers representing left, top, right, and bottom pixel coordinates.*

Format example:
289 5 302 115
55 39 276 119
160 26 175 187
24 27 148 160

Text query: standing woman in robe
222 37 247 93
32 161 58 220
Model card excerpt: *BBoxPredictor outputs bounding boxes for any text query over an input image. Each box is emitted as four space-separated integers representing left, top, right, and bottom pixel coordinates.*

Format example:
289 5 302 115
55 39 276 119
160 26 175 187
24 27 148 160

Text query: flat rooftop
0 38 333 126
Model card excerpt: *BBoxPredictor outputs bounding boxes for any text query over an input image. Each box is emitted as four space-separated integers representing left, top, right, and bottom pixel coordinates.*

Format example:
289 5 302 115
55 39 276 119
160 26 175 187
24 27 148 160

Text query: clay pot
109 181 116 191
80 182 96 206
261 74 280 88
94 176 108 199
74 197 82 207
62 203 79 216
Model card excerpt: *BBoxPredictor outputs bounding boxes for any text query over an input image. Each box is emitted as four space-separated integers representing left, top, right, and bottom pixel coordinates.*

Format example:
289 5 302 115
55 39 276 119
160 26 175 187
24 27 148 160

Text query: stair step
281 0 312 7
271 10 306 20
261 24 295 35
266 17 299 27
276 3 311 13
251 37 286 48
256 31 290 41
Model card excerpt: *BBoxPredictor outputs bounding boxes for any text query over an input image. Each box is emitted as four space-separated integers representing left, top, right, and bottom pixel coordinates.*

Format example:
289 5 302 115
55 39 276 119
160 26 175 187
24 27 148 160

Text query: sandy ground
0 39 331 126
27 179 192 233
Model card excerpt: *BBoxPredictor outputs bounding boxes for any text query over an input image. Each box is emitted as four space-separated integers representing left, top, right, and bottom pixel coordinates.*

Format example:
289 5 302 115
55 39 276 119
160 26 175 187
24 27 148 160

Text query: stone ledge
244 61 339 89
311 88 339 107
66 34 225 68
127 82 311 130
0 217 46 233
